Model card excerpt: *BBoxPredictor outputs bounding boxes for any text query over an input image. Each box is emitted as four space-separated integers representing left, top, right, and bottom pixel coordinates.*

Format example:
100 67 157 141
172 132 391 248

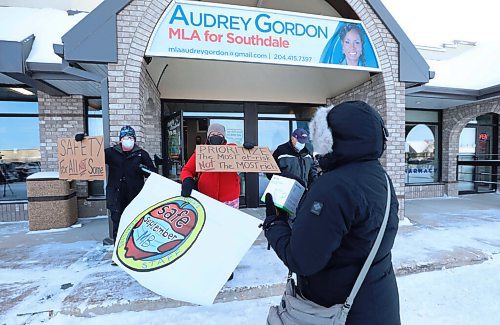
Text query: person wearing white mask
268 128 317 190
103 125 156 243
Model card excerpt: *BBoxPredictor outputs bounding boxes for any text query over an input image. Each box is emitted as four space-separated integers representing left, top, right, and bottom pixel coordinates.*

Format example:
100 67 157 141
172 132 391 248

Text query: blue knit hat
119 125 136 140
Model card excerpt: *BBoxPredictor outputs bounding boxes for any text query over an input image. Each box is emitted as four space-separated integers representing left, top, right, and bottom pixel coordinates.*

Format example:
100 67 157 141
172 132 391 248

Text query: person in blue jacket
263 101 400 324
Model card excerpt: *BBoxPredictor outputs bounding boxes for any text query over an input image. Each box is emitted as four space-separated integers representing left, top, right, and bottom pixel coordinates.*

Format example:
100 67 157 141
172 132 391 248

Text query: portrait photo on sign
319 22 378 68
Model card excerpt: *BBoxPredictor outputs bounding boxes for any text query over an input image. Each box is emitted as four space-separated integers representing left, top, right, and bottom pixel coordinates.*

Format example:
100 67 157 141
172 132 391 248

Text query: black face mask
208 135 225 145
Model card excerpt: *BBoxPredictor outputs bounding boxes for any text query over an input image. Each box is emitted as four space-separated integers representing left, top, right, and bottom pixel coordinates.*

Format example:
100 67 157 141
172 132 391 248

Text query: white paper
261 175 305 214
112 173 262 305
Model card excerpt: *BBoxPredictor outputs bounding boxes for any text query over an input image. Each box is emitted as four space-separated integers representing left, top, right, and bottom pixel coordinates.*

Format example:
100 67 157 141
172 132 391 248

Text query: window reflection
0 102 40 201
258 120 290 197
405 124 439 183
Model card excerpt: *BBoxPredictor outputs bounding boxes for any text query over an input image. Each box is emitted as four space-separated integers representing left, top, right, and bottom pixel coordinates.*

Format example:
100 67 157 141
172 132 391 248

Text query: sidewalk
1 193 500 323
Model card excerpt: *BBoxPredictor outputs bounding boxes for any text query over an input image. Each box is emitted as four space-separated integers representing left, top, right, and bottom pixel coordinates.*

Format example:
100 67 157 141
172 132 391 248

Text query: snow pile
0 7 86 63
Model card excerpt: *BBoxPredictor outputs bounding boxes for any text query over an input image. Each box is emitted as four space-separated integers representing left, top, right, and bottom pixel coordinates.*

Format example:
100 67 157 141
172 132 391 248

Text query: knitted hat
292 128 309 144
207 123 226 137
119 125 136 140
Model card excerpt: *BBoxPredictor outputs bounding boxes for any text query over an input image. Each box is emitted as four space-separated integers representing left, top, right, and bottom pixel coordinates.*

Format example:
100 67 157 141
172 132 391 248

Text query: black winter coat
265 101 400 325
105 144 156 212
269 141 318 189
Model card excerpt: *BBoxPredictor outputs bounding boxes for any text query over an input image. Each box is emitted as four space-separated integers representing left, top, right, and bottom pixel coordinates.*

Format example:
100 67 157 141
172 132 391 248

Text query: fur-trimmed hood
309 101 386 170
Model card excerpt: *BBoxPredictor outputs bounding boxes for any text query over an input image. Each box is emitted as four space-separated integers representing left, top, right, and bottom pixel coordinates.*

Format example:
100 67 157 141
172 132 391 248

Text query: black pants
110 183 134 240
110 210 123 240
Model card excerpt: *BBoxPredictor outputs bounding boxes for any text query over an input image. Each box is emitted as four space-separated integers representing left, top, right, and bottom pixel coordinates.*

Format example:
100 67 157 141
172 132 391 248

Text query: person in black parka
263 101 400 325
105 126 156 240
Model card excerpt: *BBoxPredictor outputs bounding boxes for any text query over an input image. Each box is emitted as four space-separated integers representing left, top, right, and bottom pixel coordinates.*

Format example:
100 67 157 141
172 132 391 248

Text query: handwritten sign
57 136 106 180
195 145 280 173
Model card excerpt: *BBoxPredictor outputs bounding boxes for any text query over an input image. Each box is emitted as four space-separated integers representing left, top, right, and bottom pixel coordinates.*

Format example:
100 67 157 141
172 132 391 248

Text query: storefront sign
57 136 105 180
195 145 280 173
479 133 489 141
147 0 380 71
113 173 261 305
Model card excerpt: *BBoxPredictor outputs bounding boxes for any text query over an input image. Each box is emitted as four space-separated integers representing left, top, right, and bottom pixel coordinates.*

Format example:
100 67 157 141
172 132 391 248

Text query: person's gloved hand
75 133 85 142
262 193 288 230
265 193 277 218
154 154 163 167
181 177 196 197
243 142 255 150
138 164 151 175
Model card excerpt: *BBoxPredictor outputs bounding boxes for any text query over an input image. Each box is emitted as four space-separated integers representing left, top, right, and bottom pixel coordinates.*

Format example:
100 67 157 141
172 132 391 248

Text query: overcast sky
381 0 500 47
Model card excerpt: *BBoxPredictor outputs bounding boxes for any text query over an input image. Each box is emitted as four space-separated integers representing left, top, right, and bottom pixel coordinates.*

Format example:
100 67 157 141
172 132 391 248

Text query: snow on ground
393 208 500 270
41 254 500 325
1 198 500 324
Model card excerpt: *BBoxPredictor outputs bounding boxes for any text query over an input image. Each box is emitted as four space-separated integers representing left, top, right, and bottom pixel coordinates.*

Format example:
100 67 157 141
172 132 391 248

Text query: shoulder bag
267 174 392 325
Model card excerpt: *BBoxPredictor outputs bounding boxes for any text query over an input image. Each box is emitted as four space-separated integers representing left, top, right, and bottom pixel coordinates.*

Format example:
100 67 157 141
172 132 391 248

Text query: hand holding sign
58 136 106 180
195 145 280 173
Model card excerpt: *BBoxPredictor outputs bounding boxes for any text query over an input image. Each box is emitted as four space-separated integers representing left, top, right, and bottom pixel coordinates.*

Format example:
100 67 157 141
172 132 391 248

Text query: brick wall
37 92 85 171
331 0 406 217
405 184 446 199
0 202 28 222
107 0 164 156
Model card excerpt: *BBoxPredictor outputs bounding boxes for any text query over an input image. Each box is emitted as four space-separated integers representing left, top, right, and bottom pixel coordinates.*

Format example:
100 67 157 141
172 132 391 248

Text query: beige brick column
328 0 406 217
37 92 85 171
107 0 164 157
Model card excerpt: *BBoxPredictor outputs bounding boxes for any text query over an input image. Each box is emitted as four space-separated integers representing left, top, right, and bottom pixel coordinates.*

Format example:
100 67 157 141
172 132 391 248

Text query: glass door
164 112 184 181
458 114 498 194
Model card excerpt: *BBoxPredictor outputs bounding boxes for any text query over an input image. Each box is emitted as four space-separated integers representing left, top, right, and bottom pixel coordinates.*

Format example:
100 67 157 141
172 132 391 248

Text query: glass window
258 120 290 197
210 119 244 146
0 101 38 114
457 113 498 193
405 110 439 123
0 102 40 201
405 124 439 184
257 119 313 197
85 98 104 196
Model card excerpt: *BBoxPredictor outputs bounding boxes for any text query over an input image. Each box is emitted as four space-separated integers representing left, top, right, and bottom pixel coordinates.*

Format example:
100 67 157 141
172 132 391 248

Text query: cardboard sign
113 173 262 305
57 136 106 180
195 145 280 173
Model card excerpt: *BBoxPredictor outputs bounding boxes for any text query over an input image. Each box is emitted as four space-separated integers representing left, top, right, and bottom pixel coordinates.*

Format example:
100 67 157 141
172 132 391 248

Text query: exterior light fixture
8 87 34 96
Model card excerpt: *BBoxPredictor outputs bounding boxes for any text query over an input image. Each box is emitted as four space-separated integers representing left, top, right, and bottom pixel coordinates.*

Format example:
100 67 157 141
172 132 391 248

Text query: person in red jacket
180 123 240 208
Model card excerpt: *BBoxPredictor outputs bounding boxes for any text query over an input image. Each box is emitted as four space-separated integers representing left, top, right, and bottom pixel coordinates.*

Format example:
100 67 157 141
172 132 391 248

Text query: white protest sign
112 173 261 305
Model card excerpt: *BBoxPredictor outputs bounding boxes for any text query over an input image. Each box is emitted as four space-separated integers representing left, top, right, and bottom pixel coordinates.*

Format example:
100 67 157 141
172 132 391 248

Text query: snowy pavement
1 193 500 324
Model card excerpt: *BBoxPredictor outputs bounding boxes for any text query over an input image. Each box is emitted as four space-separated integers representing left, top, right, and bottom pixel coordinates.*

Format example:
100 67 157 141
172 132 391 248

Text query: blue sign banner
146 0 381 71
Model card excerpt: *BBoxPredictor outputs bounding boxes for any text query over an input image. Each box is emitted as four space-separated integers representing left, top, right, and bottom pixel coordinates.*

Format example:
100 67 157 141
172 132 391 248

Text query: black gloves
243 142 255 150
265 193 277 217
181 177 196 197
261 193 288 231
75 133 85 142
154 154 163 167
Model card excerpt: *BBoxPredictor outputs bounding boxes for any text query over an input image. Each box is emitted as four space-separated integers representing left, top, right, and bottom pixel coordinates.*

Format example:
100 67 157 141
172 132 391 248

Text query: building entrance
161 101 317 208
457 114 499 194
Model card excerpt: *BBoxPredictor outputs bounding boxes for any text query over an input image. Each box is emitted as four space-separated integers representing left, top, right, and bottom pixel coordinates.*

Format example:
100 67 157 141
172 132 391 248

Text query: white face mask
122 139 135 151
294 142 305 151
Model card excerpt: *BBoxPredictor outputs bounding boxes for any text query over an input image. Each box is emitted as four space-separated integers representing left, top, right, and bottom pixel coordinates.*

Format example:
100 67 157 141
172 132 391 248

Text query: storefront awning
0 7 104 97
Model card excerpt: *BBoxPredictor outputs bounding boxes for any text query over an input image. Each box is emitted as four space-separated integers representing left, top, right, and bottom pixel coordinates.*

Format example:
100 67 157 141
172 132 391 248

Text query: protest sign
57 136 105 180
195 145 280 173
112 173 262 305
